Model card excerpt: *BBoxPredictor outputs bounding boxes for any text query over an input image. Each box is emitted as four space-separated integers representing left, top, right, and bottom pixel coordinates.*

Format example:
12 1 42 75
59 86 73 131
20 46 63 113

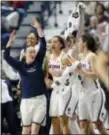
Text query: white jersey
80 54 98 93
49 60 80 116
52 61 80 91
48 51 65 81
78 53 105 121
49 51 64 116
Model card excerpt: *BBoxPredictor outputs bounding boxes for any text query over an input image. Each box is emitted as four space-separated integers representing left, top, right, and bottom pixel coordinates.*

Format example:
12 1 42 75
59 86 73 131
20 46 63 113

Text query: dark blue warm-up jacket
4 37 47 99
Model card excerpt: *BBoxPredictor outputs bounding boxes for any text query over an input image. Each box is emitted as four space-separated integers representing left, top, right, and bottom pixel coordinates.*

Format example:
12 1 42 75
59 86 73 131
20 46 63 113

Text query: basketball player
65 57 82 134
60 56 81 134
48 49 80 134
77 34 107 134
63 3 86 134
46 36 70 134
4 18 47 135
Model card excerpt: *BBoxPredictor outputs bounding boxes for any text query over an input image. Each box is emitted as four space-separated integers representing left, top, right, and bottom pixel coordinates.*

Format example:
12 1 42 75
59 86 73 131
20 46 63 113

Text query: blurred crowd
84 1 109 51
1 1 32 49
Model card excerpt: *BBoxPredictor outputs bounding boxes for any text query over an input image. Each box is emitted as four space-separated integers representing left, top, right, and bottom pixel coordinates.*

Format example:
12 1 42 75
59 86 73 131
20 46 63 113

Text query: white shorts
66 79 83 117
66 84 79 117
78 88 105 122
20 95 47 127
50 87 72 117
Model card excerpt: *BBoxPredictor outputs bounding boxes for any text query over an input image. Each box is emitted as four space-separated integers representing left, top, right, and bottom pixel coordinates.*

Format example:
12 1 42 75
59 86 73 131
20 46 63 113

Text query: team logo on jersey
55 81 61 86
65 79 69 86
81 63 86 67
69 72 73 76
27 67 36 73
68 22 72 28
49 65 60 69
72 12 79 18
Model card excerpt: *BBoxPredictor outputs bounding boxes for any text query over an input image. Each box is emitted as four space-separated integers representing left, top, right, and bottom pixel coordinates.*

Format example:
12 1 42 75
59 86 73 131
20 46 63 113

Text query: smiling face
25 47 36 63
51 36 63 53
26 33 37 47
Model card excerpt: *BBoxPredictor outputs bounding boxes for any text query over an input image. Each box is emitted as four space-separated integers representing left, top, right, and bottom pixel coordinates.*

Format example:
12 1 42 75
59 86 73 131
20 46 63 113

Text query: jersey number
65 79 69 86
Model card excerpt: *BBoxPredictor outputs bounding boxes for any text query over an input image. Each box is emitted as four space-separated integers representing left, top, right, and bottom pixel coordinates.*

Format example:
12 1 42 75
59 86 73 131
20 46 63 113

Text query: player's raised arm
4 30 22 71
31 18 46 61
76 3 86 40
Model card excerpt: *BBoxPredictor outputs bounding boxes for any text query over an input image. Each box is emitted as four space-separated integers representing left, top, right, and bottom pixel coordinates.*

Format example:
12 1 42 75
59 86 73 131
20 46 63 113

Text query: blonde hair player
4 18 47 135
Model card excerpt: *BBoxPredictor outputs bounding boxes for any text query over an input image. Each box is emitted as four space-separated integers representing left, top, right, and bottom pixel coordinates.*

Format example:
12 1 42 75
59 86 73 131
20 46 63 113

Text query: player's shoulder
87 52 96 60
61 50 67 57
45 52 52 61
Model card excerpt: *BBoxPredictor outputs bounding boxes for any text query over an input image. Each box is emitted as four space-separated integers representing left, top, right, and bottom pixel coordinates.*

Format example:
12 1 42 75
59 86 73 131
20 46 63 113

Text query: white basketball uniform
57 61 80 116
78 53 105 122
20 95 47 126
49 51 64 117
66 72 83 117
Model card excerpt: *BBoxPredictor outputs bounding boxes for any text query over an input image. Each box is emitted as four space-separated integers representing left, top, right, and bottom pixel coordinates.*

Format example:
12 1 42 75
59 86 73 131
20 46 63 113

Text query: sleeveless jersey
48 51 65 81
80 53 98 92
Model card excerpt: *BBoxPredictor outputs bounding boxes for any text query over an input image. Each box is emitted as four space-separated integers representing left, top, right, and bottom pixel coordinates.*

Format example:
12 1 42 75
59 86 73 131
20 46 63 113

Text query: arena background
1 1 108 58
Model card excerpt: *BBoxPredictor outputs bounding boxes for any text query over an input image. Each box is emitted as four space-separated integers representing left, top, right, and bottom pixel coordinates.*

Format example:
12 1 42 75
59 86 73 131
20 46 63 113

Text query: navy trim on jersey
97 88 104 121
32 122 41 125
22 124 31 127
63 88 72 114
40 115 46 125
72 101 78 115
32 115 46 126
79 119 88 121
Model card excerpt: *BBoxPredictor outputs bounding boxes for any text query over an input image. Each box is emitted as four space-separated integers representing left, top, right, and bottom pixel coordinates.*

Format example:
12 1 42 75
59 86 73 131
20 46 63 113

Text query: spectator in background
87 16 98 37
9 1 25 8
84 2 97 26
95 2 109 23
8 1 27 24
1 79 18 135
1 54 20 134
